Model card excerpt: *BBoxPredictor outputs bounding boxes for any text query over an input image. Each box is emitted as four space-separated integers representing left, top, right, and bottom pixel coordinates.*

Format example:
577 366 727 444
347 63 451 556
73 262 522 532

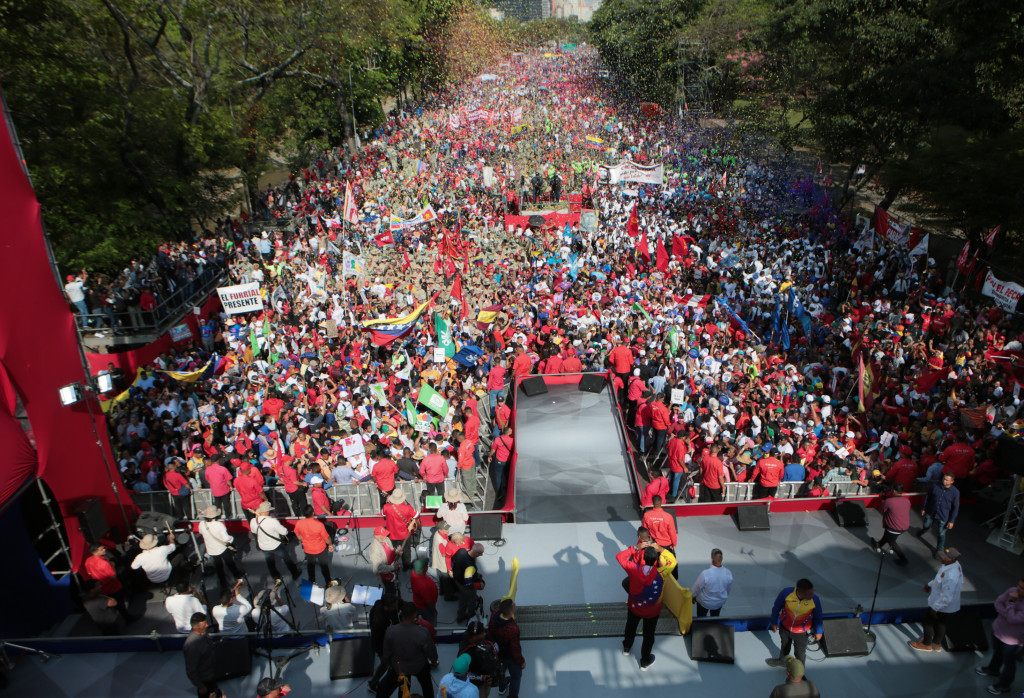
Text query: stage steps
514 603 680 640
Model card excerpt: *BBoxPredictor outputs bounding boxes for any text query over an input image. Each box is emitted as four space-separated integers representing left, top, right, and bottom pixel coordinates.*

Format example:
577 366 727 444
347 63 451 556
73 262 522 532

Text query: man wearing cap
294 505 332 588
256 677 291 698
439 653 479 698
910 547 963 651
976 577 1024 695
752 448 785 499
309 475 334 517
183 612 221 698
198 505 245 591
769 578 824 666
131 533 187 586
377 601 438 698
253 502 300 581
383 489 420 568
438 487 469 534
872 483 911 565
917 472 960 558
370 525 401 596
769 656 820 698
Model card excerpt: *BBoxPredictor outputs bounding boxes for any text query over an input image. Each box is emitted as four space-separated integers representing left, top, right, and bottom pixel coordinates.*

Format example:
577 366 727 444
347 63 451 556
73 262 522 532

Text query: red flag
656 237 669 272
451 274 467 320
462 250 469 275
956 241 971 272
626 202 639 237
858 354 866 412
637 230 651 265
343 181 359 225
671 236 689 259
402 248 411 271
915 367 948 393
433 252 442 275
374 230 394 247
444 256 457 277
985 225 1001 248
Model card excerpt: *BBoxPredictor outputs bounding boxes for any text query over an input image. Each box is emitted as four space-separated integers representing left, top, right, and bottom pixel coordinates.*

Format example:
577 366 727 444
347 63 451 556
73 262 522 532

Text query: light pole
347 61 381 153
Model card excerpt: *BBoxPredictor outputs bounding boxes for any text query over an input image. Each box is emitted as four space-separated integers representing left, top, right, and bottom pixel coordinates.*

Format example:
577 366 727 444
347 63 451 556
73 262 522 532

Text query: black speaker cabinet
995 436 1024 476
135 510 177 534
73 497 109 543
469 513 504 541
822 617 869 657
943 611 988 652
690 623 735 663
214 637 252 680
578 374 606 394
833 500 867 528
520 376 548 397
330 637 375 679
735 504 770 531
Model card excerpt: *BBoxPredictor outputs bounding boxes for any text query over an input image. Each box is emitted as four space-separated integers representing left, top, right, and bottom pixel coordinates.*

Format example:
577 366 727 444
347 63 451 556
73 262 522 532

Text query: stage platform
512 378 636 524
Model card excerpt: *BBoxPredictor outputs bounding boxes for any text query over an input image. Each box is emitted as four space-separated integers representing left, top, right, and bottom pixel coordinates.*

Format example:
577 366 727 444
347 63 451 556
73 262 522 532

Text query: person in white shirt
165 583 205 633
251 586 294 635
131 534 183 585
320 585 357 632
252 502 300 581
909 547 964 652
198 506 245 590
691 549 734 617
213 580 253 635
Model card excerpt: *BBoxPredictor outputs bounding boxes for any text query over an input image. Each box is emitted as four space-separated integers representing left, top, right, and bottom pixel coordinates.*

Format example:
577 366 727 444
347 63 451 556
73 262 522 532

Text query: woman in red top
163 463 192 520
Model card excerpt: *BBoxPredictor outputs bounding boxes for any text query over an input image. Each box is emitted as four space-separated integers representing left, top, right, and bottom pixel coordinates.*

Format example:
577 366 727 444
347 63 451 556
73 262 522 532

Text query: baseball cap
784 655 805 679
452 653 472 676
373 526 389 537
256 677 285 697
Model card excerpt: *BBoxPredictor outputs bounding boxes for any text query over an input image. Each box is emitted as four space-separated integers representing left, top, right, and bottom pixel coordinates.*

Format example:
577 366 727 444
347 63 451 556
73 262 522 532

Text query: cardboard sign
341 434 365 458
433 347 447 363
169 323 193 342
671 388 686 405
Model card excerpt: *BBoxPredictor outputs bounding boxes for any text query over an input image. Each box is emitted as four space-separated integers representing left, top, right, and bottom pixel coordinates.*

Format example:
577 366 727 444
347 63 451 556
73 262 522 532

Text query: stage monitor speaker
736 504 770 531
943 611 988 652
470 513 504 541
822 618 869 657
135 510 177 534
73 497 108 543
330 637 375 680
833 500 867 528
214 637 252 680
520 376 548 397
690 623 735 663
996 436 1024 476
578 374 606 394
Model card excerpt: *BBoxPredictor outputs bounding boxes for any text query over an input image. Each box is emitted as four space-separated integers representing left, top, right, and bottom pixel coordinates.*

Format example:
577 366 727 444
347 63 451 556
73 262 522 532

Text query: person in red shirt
419 442 448 497
234 463 265 521
163 462 193 521
278 458 306 516
204 459 234 517
561 348 582 373
371 453 400 510
666 431 689 500
490 426 515 505
410 558 439 626
463 406 481 467
293 505 332 587
885 447 919 491
649 398 671 457
642 469 670 508
382 490 419 569
699 445 726 502
641 496 678 578
309 476 332 517
493 399 511 440
938 438 976 482
84 543 132 620
455 433 477 499
752 448 785 498
616 543 663 670
635 395 653 453
487 360 507 417
511 345 533 381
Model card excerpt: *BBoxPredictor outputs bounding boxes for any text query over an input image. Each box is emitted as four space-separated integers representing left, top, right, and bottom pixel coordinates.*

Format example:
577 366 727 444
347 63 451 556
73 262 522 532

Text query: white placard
670 388 686 405
350 585 383 606
433 347 447 363
341 434 365 458
217 282 264 315
169 323 193 342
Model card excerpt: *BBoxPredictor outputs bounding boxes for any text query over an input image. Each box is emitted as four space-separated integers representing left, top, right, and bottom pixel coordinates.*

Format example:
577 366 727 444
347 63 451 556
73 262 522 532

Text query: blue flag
771 299 781 339
787 287 795 315
780 322 791 350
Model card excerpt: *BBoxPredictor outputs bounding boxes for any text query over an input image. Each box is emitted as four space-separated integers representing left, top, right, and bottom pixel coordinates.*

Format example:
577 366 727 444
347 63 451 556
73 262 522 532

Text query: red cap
373 526 389 537
66 275 74 282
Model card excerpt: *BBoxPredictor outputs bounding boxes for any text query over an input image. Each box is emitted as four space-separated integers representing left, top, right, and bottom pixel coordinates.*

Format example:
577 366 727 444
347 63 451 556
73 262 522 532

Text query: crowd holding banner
96 47 1024 549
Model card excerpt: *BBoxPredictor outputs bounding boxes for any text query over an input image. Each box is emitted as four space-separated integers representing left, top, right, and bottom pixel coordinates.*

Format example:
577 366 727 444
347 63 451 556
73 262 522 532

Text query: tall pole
348 65 360 152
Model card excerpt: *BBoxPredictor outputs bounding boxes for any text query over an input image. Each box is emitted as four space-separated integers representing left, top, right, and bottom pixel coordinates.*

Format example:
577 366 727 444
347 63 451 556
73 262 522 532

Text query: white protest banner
388 205 438 233
341 434 365 458
433 347 447 363
670 388 686 405
341 252 366 277
982 271 1024 312
600 160 664 185
483 166 494 188
169 323 193 342
217 282 263 315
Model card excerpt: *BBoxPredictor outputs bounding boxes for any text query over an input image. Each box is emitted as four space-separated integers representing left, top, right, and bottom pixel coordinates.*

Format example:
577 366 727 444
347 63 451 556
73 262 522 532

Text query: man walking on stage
910 547 963 652
616 542 663 670
769 578 824 666
916 472 960 558
692 548 733 617
873 483 911 565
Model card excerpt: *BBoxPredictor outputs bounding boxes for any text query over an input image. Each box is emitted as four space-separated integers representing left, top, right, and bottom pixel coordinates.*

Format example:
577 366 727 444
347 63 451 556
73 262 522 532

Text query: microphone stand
864 546 888 642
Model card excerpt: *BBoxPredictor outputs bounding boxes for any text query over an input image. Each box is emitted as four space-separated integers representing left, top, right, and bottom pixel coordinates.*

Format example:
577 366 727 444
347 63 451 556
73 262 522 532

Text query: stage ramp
513 377 637 524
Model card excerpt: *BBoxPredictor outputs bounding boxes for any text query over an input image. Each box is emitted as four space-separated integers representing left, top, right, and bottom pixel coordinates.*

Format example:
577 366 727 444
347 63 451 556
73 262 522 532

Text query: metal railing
686 480 872 503
75 261 228 337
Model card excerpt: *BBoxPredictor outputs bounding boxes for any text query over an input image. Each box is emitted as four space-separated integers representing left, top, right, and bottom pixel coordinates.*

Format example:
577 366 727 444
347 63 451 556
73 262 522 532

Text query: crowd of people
81 45 1024 697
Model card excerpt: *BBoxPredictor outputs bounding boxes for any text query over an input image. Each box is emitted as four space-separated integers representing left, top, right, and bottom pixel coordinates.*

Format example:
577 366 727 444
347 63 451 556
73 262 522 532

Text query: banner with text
599 160 664 185
217 282 263 315
982 271 1024 313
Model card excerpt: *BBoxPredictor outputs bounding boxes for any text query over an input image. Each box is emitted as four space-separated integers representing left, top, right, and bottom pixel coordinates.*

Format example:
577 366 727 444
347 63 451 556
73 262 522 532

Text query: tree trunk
880 185 900 210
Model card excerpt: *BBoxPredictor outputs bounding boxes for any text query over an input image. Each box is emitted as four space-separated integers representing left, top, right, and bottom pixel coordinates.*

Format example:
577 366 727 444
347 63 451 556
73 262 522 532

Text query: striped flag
676 294 711 308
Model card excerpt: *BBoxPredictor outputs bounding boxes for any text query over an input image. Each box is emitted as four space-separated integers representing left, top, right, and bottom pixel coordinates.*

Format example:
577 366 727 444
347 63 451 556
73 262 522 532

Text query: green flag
631 301 652 322
262 318 270 337
668 327 679 354
249 324 260 356
434 313 456 358
370 382 388 406
417 383 449 417
405 397 419 426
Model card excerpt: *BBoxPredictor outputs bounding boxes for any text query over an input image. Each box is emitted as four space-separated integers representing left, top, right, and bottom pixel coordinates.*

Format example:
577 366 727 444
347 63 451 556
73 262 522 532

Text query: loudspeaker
996 436 1024 476
822 618 869 657
73 497 108 543
135 510 177 534
520 376 548 397
470 513 504 541
735 504 770 531
578 374 606 394
833 500 867 528
943 611 988 652
214 637 252 680
690 623 735 663
330 637 375 679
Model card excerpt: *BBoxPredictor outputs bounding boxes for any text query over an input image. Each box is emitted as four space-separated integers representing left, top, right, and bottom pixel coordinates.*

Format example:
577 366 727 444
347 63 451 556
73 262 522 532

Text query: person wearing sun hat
253 501 300 582
369 525 401 596
382 488 420 568
197 505 244 591
438 487 469 534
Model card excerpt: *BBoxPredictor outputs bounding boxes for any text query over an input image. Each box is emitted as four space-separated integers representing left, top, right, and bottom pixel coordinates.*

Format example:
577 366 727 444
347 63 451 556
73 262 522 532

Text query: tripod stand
864 546 888 642
251 581 315 681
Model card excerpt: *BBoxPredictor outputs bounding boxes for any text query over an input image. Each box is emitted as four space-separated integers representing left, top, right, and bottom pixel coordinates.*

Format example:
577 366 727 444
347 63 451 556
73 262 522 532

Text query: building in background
489 0 597 22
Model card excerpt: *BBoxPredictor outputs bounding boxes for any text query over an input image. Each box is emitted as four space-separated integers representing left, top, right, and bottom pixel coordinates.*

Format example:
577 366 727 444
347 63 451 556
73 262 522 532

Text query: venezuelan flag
360 294 437 346
475 303 504 330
